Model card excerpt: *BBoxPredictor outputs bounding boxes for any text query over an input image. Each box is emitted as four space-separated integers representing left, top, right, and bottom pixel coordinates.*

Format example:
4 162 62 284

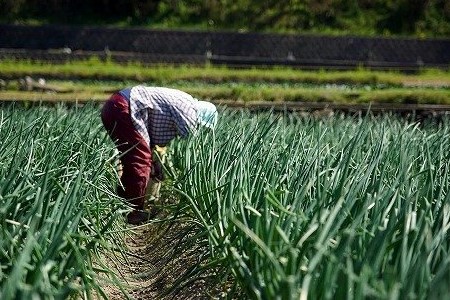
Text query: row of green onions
2 104 449 299
169 110 450 299
0 104 127 299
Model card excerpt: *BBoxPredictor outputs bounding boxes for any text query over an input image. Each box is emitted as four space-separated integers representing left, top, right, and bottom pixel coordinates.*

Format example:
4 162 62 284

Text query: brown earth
98 212 236 300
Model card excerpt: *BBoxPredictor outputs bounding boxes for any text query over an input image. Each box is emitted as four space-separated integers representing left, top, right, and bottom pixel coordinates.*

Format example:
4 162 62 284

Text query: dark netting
0 24 448 69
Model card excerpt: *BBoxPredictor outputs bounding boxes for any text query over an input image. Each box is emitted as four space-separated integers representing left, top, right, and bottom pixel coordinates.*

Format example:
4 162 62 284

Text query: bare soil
99 213 235 300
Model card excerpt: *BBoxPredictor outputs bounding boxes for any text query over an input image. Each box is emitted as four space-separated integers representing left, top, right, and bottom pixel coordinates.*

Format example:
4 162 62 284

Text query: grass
1 79 450 105
1 58 449 105
1 58 449 86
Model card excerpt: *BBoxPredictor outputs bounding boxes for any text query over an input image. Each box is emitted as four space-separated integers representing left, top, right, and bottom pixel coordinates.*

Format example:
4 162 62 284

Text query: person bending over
101 85 218 225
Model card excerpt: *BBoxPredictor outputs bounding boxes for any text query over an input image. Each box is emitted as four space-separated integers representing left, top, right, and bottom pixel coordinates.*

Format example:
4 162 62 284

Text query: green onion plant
0 104 128 299
170 110 450 299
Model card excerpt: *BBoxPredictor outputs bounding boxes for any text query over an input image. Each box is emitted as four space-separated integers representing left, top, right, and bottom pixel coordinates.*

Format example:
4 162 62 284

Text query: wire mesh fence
0 24 449 69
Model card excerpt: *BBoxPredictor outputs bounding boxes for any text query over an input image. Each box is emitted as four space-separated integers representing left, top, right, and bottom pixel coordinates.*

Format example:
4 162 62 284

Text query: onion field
170 111 450 299
1 104 450 299
0 104 127 299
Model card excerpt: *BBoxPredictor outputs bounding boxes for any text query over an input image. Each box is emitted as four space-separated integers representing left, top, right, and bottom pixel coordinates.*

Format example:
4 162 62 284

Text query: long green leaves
171 111 450 299
0 104 127 299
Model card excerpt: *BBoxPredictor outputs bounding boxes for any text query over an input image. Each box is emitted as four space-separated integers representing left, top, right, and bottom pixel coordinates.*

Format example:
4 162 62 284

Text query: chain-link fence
1 24 449 69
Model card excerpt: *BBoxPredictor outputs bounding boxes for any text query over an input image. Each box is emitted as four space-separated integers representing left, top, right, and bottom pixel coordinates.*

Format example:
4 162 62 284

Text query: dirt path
101 216 230 300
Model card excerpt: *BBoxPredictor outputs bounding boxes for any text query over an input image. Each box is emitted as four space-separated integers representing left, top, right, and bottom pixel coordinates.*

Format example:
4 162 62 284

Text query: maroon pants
101 93 152 210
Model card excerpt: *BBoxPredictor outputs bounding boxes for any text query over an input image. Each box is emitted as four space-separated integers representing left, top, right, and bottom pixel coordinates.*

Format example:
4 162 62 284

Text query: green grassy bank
1 59 449 105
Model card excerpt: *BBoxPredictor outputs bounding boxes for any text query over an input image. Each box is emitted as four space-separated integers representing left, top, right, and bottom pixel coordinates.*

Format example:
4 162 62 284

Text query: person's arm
171 102 198 137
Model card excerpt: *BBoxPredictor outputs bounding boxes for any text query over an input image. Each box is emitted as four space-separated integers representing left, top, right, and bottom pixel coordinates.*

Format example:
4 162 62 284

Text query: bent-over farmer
101 86 218 225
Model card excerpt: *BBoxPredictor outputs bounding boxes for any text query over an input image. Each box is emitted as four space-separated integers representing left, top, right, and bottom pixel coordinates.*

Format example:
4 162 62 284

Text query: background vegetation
1 59 449 105
1 0 449 37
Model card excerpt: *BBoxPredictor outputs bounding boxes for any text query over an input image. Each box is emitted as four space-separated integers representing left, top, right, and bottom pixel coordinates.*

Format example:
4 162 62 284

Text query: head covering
194 100 218 129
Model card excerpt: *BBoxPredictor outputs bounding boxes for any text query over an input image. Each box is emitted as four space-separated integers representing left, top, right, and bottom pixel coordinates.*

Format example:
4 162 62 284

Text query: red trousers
101 93 152 210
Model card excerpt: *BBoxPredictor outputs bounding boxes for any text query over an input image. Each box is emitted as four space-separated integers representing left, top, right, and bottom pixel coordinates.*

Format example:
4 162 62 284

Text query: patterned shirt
121 86 199 147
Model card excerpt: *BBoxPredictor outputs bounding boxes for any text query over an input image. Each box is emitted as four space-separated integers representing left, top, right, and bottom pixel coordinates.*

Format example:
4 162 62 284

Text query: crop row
2 104 450 299
0 104 126 299
170 111 450 299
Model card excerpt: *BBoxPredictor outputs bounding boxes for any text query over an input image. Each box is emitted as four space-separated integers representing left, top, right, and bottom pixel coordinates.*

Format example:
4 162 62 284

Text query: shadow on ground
101 212 236 300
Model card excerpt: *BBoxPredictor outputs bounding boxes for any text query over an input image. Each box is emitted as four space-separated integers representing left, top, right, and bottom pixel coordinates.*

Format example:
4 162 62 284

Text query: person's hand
151 160 164 182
